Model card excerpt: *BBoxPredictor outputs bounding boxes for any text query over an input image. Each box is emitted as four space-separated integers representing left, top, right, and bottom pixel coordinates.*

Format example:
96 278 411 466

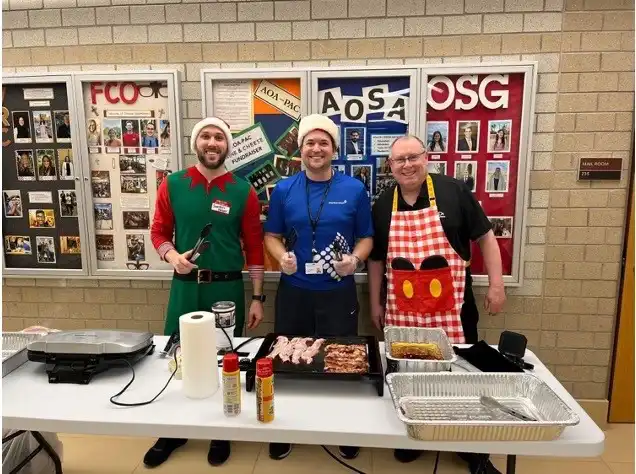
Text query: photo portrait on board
4 236 32 255
426 121 449 153
36 150 57 180
54 111 71 142
345 127 365 159
32 110 54 143
36 236 56 263
488 120 512 153
58 149 74 180
485 160 510 193
87 119 101 147
454 161 477 192
427 161 447 175
15 150 36 181
3 191 22 218
489 216 513 238
141 119 159 148
456 121 480 153
12 111 31 143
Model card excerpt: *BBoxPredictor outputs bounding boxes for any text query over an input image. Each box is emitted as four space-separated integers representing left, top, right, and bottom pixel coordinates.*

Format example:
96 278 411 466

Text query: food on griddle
390 342 444 360
324 344 368 374
267 336 326 365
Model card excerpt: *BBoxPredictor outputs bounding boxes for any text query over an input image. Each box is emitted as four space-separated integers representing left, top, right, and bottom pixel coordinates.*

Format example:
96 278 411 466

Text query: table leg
30 431 63 474
506 455 516 474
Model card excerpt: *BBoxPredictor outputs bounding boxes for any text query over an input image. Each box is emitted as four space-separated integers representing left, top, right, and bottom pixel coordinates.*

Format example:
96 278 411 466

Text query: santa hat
297 114 340 150
190 117 233 155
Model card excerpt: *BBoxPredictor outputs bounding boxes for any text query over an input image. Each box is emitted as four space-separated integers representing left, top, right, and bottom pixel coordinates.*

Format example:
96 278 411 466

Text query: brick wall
2 0 634 400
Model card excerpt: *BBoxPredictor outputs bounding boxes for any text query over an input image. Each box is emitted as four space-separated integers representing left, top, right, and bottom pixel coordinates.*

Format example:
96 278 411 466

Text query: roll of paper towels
179 311 219 399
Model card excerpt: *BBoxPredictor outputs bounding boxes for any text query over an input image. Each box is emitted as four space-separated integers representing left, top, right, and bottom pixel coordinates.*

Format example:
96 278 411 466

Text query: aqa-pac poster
210 78 303 272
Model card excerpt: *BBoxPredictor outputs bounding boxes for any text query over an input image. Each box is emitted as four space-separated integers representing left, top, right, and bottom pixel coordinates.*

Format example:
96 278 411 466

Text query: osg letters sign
427 74 510 111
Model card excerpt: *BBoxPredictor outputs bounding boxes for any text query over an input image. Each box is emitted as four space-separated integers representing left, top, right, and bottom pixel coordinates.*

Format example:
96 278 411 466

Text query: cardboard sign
226 123 273 172
254 80 301 120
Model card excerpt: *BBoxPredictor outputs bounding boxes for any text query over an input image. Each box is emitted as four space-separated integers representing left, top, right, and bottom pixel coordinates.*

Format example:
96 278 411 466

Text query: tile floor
53 423 634 474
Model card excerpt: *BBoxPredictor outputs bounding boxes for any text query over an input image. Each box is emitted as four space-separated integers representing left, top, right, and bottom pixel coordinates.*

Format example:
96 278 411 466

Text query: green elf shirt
151 166 264 336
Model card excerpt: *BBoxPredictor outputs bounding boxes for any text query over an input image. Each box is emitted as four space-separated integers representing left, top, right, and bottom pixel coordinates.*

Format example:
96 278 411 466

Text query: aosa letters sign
427 74 509 111
318 84 409 124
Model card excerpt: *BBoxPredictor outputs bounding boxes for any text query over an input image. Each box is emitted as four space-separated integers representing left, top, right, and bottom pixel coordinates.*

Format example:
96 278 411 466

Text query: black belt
174 269 243 284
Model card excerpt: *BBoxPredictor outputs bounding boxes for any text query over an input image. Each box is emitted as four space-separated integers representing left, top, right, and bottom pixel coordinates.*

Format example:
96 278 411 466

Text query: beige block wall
2 0 634 400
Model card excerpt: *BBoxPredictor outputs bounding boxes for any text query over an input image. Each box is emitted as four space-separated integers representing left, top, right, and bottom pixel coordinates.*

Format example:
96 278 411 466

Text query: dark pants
274 279 359 337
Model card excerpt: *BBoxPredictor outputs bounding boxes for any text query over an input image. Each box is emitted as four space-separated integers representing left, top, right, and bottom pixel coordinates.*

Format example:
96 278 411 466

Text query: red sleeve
241 187 265 278
150 178 175 260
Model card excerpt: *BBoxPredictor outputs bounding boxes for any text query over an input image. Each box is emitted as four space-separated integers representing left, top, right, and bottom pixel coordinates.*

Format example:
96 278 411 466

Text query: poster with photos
207 76 304 272
425 72 524 276
315 75 412 206
2 81 83 271
82 79 177 272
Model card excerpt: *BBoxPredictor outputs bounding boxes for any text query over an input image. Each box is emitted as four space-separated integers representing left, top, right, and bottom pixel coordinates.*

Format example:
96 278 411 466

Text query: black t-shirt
369 173 491 264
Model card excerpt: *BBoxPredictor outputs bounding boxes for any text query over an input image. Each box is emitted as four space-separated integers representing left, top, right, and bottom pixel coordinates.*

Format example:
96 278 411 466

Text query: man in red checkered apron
368 135 506 473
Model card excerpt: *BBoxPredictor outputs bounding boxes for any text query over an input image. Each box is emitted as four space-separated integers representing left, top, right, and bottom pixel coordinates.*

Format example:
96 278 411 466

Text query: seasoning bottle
256 358 274 423
222 353 241 417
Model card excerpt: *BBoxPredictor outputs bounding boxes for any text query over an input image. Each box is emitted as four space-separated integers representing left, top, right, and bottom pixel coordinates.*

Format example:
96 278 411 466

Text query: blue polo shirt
265 171 373 290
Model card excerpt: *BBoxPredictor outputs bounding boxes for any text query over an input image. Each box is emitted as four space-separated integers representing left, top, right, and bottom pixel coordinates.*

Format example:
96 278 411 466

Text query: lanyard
306 171 333 255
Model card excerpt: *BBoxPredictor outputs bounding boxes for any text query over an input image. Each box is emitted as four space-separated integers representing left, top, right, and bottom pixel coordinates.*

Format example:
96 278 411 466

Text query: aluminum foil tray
386 372 580 441
2 332 43 377
384 326 456 373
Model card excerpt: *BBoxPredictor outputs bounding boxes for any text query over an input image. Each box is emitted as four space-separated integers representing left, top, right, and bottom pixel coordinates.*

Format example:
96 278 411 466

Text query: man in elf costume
148 116 265 468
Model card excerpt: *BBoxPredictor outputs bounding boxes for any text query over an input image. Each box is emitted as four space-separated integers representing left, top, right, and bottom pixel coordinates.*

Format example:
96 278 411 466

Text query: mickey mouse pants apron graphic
385 175 468 344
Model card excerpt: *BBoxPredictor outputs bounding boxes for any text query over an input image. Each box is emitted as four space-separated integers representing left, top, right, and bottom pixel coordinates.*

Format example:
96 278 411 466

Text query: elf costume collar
183 166 235 195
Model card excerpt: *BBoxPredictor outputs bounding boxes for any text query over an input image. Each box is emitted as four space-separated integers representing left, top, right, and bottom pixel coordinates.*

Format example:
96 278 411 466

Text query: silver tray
386 372 580 441
384 326 456 373
2 332 43 378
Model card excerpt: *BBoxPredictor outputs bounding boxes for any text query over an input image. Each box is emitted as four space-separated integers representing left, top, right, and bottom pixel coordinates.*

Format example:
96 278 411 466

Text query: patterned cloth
385 175 467 343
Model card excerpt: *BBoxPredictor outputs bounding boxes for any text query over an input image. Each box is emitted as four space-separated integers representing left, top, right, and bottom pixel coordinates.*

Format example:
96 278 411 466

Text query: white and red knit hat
190 117 233 155
297 114 340 150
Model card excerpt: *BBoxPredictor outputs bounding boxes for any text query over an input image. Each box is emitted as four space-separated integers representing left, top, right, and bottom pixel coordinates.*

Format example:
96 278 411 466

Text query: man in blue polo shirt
264 114 373 462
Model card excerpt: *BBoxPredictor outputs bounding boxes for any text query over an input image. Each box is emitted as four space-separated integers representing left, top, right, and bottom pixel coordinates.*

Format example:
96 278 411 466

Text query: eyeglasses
126 258 149 270
390 153 425 167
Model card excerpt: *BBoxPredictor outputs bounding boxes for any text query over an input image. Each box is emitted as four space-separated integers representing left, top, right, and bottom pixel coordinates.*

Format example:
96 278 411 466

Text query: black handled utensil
189 223 213 262
190 241 210 263
285 227 298 253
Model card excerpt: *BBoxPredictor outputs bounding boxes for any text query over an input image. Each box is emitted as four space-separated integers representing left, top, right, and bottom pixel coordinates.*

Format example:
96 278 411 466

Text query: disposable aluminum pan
386 372 580 442
2 332 43 377
384 326 456 373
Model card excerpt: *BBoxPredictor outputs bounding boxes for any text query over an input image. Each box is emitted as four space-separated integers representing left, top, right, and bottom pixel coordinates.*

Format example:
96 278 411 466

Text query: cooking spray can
256 358 274 423
222 353 241 416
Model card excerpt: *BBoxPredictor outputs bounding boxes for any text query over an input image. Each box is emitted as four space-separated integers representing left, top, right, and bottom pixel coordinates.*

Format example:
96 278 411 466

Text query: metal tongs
188 223 212 262
479 396 537 422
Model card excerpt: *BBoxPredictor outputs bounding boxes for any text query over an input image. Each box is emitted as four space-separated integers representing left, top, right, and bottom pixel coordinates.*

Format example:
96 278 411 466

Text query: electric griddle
27 330 155 384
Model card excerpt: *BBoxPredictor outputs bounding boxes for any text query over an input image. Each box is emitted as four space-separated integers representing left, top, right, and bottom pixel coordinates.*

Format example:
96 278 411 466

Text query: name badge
305 262 324 275
211 199 231 215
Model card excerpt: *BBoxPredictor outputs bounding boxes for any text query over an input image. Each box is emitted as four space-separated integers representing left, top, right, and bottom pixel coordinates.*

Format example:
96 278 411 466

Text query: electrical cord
109 344 177 407
110 324 264 406
321 446 367 474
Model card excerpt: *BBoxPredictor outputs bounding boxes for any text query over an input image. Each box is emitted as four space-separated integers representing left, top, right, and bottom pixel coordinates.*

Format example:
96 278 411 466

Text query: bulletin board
201 69 309 273
2 74 89 276
73 71 184 278
420 64 537 286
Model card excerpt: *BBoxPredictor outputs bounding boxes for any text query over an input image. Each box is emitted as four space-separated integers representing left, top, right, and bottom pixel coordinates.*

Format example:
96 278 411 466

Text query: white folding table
2 336 605 474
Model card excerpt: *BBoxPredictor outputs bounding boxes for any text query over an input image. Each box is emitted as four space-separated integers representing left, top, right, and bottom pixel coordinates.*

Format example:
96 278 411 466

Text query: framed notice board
309 67 419 278
2 74 89 276
201 69 309 276
72 71 184 278
419 63 537 286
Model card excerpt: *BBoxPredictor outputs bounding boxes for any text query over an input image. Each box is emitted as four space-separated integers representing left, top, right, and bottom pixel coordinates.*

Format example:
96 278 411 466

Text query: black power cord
110 323 264 406
110 344 178 407
321 446 367 474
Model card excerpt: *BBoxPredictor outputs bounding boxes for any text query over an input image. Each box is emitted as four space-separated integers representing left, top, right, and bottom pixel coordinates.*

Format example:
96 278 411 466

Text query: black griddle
246 333 384 396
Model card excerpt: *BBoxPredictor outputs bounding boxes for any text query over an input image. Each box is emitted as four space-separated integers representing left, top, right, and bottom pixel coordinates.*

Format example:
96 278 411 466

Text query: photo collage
84 80 174 271
2 83 82 269
316 77 411 205
424 72 525 275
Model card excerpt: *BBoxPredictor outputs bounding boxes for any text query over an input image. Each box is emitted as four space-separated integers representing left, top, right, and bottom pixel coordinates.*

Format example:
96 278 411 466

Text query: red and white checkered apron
385 175 467 343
